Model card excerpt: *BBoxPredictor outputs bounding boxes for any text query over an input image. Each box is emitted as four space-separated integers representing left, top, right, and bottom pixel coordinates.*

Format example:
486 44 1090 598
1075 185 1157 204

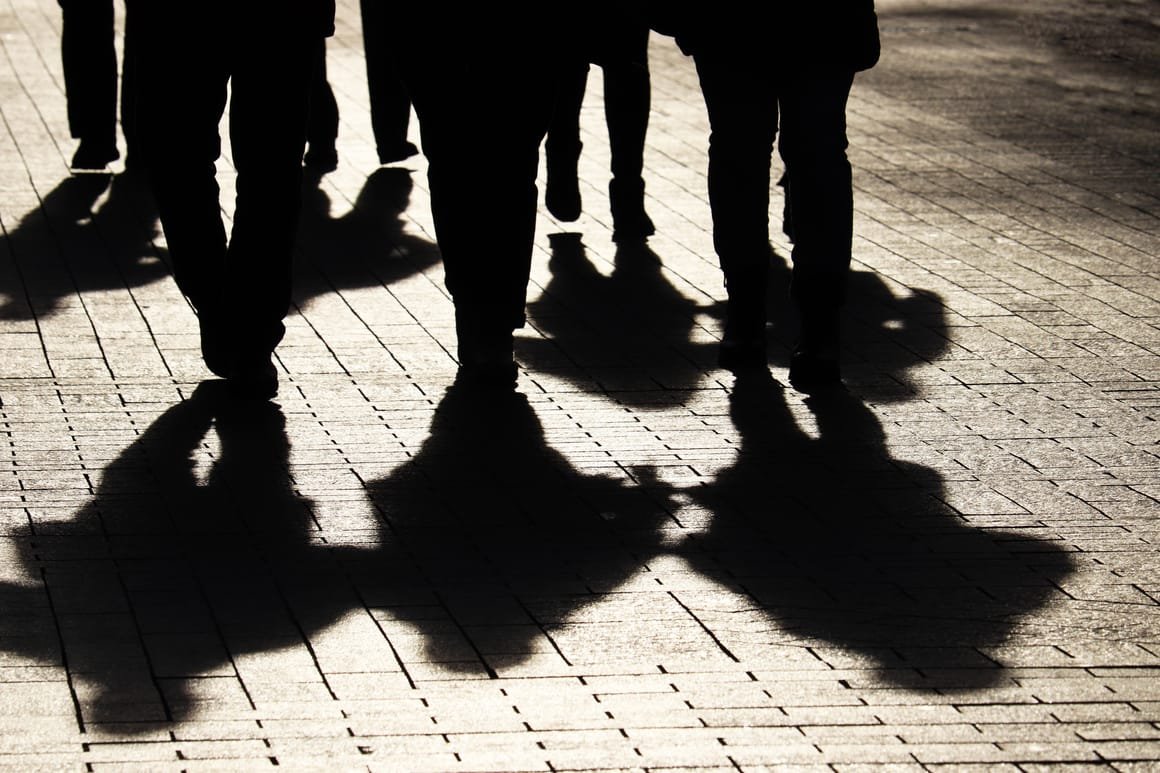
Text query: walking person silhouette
134 2 335 399
57 0 139 170
544 13 655 244
380 11 564 389
652 3 880 392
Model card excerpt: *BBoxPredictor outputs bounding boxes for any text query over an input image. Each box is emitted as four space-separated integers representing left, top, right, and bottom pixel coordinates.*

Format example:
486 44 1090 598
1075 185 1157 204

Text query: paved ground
0 0 1158 770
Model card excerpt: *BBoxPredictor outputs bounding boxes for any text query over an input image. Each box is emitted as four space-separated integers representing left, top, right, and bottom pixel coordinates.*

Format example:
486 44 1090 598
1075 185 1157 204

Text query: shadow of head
0 171 166 320
684 372 1074 690
361 382 678 675
0 381 343 729
523 234 714 401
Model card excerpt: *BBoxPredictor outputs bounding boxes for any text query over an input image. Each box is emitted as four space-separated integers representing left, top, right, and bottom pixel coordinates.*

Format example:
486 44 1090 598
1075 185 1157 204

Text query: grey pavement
0 0 1159 769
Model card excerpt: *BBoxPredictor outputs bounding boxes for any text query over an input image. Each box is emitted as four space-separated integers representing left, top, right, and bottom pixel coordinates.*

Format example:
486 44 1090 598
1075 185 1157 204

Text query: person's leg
396 29 556 387
304 39 340 172
59 0 118 168
598 23 654 241
119 0 140 168
694 52 779 370
135 6 231 375
359 0 417 164
777 70 855 392
544 59 588 222
225 19 317 397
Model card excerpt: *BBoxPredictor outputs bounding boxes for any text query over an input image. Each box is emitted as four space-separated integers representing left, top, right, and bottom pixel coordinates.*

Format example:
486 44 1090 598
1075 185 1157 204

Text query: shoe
197 305 231 378
718 335 767 372
377 141 419 165
227 357 279 400
303 146 339 172
609 178 655 243
788 348 843 394
718 273 768 372
546 170 581 222
456 360 518 390
545 143 582 222
455 313 517 391
70 140 119 171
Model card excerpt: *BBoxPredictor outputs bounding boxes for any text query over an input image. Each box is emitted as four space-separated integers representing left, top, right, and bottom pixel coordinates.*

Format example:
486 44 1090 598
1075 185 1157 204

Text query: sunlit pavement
0 0 1157 769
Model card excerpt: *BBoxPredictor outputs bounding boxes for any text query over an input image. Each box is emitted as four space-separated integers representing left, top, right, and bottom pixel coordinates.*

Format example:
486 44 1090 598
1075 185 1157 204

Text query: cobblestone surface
0 0 1158 769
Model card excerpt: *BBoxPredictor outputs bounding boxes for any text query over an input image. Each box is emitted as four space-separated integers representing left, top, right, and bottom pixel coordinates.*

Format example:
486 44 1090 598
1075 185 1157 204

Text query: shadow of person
293 167 441 305
527 235 950 403
0 381 362 728
681 371 1074 689
523 232 714 404
752 250 952 397
0 171 167 320
355 381 679 675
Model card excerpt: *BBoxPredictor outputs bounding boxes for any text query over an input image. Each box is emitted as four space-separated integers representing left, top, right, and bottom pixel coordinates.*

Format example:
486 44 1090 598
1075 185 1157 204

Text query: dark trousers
59 0 137 151
359 0 414 160
392 35 557 343
136 8 317 359
695 55 855 310
307 40 339 154
546 22 650 184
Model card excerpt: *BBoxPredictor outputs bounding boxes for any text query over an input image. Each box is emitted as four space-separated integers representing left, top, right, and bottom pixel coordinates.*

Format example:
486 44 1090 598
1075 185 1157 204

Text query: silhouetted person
545 18 655 243
304 39 340 173
653 4 880 392
382 12 563 389
360 0 419 165
135 3 335 399
58 0 138 170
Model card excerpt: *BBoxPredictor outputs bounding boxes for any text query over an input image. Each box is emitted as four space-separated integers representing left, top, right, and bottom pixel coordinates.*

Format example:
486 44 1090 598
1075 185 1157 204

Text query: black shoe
718 335 767 372
377 141 419 165
71 140 119 171
456 360 518 391
609 178 655 243
546 170 581 222
455 316 517 391
304 146 339 172
197 306 231 379
227 357 279 400
788 349 843 394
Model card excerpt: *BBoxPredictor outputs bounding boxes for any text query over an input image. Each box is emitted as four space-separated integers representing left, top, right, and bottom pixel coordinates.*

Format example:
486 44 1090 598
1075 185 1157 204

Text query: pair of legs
136 7 319 398
359 0 418 165
544 22 654 242
388 20 558 387
695 52 855 391
58 0 137 169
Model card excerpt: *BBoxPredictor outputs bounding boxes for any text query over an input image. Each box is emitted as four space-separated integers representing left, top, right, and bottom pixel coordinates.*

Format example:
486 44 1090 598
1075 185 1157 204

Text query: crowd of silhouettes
58 3 880 399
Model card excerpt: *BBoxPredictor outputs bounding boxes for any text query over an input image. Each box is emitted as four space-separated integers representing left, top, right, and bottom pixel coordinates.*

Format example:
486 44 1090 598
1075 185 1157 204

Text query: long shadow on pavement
0 382 353 728
525 233 950 404
293 167 441 307
356 382 679 675
680 371 1075 688
0 171 168 320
